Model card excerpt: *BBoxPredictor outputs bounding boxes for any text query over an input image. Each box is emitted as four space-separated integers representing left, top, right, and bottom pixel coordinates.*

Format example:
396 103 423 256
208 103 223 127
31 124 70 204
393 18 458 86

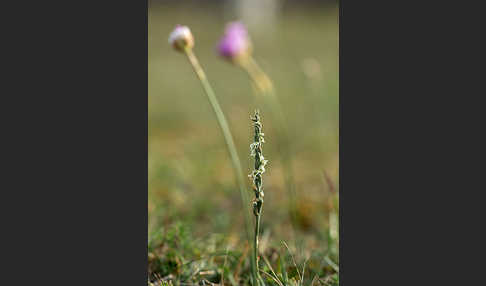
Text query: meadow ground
149 2 339 285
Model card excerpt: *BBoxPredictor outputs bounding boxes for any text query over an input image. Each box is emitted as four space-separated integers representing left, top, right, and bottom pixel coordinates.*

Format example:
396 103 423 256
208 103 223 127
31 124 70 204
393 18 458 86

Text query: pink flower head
217 22 252 61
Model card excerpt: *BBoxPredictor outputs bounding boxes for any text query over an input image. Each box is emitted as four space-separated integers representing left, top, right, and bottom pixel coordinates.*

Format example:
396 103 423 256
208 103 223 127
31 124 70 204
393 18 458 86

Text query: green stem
254 213 262 284
183 47 257 282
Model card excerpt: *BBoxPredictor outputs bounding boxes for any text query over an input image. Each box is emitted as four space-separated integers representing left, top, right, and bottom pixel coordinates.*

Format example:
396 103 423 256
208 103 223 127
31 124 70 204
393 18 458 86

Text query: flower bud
217 22 252 61
168 25 194 52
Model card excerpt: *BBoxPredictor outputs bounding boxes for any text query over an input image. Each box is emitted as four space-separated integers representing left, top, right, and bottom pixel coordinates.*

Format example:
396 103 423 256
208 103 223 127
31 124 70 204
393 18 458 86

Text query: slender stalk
250 111 267 286
254 213 262 260
238 57 273 95
183 47 257 284
254 214 262 285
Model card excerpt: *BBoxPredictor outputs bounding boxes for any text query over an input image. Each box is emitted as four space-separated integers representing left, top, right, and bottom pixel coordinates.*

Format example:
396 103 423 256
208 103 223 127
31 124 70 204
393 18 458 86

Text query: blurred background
149 0 339 279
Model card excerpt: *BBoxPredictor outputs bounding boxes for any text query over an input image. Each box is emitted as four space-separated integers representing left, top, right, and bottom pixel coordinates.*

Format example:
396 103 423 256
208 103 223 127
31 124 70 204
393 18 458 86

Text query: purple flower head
217 22 252 60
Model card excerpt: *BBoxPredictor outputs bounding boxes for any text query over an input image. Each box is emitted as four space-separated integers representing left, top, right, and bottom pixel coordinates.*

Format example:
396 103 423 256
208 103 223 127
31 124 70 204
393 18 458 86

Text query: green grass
149 2 339 285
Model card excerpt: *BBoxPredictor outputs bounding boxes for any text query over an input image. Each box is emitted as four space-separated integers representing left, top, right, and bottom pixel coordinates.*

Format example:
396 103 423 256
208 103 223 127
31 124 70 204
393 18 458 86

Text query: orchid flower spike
168 25 194 52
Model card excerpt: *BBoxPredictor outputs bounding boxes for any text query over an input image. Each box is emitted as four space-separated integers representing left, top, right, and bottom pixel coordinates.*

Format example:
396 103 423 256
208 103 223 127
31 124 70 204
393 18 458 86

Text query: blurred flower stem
238 57 274 95
183 46 253 244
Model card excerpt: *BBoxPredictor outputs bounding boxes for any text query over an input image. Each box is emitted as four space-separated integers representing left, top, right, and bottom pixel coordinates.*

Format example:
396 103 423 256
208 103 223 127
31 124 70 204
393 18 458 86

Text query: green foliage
149 222 339 285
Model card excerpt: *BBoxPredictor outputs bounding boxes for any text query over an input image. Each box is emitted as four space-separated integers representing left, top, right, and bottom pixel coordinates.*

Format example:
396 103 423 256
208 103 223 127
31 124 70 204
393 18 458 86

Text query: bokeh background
149 0 339 276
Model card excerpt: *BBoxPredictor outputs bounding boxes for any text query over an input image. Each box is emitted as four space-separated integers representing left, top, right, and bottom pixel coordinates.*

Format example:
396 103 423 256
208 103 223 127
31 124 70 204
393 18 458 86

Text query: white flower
168 25 194 52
